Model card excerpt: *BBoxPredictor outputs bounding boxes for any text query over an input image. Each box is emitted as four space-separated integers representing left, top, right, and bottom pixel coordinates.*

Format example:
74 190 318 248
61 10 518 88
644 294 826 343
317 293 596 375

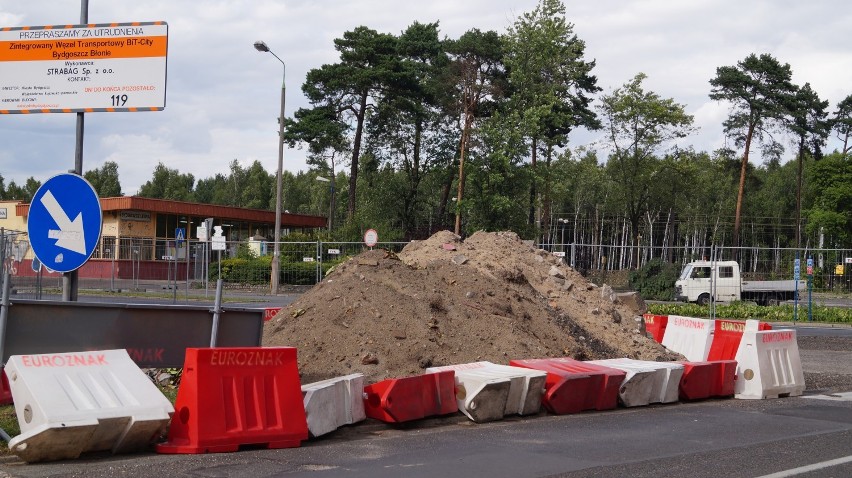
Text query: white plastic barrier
6 349 174 463
301 373 366 437
734 328 805 400
661 315 715 362
589 358 684 404
427 362 546 420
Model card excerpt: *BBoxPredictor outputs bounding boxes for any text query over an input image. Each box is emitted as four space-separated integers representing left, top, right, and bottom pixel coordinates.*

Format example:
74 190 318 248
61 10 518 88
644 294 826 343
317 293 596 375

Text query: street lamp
254 40 285 295
316 176 334 232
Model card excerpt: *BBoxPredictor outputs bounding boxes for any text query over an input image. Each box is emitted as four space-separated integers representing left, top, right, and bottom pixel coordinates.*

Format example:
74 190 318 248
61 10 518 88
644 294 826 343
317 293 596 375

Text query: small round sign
364 228 378 247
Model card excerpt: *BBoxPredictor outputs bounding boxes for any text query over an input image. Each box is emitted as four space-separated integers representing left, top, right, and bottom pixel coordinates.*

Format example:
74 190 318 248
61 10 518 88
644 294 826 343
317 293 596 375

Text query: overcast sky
1 0 849 196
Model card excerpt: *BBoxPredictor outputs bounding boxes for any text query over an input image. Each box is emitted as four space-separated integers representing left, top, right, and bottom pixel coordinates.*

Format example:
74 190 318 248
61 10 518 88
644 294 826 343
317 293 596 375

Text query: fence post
316 241 322 284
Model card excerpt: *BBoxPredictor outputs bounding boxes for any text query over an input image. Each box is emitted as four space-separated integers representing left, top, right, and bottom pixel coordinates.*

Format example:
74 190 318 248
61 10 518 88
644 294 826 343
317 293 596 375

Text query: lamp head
253 41 270 52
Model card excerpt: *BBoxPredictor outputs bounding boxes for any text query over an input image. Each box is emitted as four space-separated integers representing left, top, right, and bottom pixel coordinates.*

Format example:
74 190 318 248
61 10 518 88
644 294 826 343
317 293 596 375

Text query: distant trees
84 161 122 197
0 174 40 202
300 26 399 221
504 0 600 233
598 73 695 261
709 53 796 252
76 0 851 256
138 163 195 201
833 94 852 155
787 83 830 247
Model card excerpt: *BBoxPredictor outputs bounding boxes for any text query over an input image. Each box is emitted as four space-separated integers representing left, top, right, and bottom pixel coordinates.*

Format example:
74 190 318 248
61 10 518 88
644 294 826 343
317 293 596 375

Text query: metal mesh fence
2 234 411 301
538 241 852 294
4 228 849 301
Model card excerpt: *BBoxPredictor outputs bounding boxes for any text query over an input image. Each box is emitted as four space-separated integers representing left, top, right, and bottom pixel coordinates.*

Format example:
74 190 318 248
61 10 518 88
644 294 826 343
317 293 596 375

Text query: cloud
1 0 850 195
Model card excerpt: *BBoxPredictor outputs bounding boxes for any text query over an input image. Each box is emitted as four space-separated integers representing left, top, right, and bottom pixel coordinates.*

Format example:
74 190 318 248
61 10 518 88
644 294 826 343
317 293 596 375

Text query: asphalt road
3 393 852 478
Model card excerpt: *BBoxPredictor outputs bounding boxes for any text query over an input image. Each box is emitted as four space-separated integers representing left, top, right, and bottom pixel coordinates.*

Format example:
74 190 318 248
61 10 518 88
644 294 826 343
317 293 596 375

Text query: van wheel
697 293 711 306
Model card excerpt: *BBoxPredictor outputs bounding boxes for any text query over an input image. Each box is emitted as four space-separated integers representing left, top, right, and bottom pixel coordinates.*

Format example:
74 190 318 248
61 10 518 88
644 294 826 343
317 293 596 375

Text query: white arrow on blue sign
27 173 103 273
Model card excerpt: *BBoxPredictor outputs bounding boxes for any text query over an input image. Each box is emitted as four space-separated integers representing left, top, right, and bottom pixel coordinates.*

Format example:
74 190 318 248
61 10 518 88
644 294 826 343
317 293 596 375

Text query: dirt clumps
263 230 682 384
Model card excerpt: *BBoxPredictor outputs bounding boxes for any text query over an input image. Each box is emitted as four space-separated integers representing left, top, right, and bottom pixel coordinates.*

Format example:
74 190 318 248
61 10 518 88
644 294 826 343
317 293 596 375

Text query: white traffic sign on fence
0 21 168 114
27 173 102 273
364 229 378 247
196 225 208 241
328 248 340 255
211 226 226 251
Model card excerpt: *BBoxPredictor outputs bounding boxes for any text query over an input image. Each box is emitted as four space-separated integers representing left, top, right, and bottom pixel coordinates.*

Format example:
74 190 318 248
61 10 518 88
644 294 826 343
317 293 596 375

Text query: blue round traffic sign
27 173 102 273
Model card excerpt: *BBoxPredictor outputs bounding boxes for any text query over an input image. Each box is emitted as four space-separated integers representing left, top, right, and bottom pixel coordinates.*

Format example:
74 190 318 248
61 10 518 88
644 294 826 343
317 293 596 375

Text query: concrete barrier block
586 358 667 407
302 373 366 437
428 362 546 416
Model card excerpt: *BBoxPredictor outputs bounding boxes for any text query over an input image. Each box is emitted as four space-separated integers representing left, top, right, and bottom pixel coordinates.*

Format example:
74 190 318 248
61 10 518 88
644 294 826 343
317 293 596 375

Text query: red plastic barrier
679 361 714 400
0 369 11 405
707 320 773 361
679 360 737 400
710 359 737 397
707 320 746 361
510 358 625 414
643 314 668 343
156 347 308 454
363 371 458 423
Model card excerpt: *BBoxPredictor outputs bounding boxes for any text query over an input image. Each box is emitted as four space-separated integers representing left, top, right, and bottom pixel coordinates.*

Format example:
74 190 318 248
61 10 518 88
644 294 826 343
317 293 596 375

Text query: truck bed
741 280 806 292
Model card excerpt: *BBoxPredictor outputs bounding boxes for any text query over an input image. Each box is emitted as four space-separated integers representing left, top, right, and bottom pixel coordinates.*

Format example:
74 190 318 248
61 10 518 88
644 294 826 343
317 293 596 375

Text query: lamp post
254 40 285 295
316 176 334 232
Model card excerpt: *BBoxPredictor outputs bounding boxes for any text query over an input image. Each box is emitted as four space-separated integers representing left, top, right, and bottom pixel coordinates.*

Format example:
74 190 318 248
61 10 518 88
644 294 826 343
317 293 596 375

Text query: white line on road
755 455 852 477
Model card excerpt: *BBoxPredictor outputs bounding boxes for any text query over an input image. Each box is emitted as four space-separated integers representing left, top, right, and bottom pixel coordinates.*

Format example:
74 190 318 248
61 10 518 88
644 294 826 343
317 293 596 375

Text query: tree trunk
438 131 465 230
347 91 369 221
454 111 473 235
795 138 805 249
528 137 537 227
733 122 756 259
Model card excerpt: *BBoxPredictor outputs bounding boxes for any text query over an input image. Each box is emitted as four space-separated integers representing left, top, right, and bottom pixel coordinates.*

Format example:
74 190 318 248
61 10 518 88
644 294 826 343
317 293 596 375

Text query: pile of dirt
263 230 682 384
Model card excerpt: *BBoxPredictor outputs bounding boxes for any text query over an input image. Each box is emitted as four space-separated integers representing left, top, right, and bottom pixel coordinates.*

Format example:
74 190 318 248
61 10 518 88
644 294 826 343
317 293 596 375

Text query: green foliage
0 175 39 202
628 259 681 300
0 404 19 443
84 161 122 197
138 162 196 201
647 302 852 323
806 152 852 245
213 256 271 285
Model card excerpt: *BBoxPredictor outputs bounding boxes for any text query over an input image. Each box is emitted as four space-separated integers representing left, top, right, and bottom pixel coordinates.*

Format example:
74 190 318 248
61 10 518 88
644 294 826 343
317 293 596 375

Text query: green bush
629 259 681 301
647 302 852 323
211 256 271 285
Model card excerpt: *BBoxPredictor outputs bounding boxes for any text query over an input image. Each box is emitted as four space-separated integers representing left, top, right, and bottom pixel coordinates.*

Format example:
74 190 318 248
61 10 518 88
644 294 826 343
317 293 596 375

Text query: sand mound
263 230 681 384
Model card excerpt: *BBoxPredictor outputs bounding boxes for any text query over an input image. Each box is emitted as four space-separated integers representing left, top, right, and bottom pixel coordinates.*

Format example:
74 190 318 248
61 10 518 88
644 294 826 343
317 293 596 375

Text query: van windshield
679 266 692 280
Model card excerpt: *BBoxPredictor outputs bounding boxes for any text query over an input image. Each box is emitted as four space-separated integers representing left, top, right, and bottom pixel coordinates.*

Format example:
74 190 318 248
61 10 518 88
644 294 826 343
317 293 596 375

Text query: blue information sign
27 174 102 273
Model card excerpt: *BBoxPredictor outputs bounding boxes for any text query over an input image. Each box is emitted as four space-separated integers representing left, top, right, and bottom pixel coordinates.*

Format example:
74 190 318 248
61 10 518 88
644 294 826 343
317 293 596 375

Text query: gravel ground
798 335 852 393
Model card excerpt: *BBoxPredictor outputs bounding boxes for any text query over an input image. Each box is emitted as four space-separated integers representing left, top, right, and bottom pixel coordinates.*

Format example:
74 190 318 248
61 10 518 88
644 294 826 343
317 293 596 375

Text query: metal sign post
794 255 801 322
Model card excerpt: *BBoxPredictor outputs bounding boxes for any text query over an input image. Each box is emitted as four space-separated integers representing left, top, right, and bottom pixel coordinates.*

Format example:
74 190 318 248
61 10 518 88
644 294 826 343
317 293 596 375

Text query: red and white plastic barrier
157 347 308 454
734 329 805 399
661 315 714 362
6 349 174 463
362 371 458 423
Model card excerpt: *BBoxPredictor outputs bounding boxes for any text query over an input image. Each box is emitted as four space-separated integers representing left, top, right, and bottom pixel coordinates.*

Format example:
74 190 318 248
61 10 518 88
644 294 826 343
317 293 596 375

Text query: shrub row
647 302 852 323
